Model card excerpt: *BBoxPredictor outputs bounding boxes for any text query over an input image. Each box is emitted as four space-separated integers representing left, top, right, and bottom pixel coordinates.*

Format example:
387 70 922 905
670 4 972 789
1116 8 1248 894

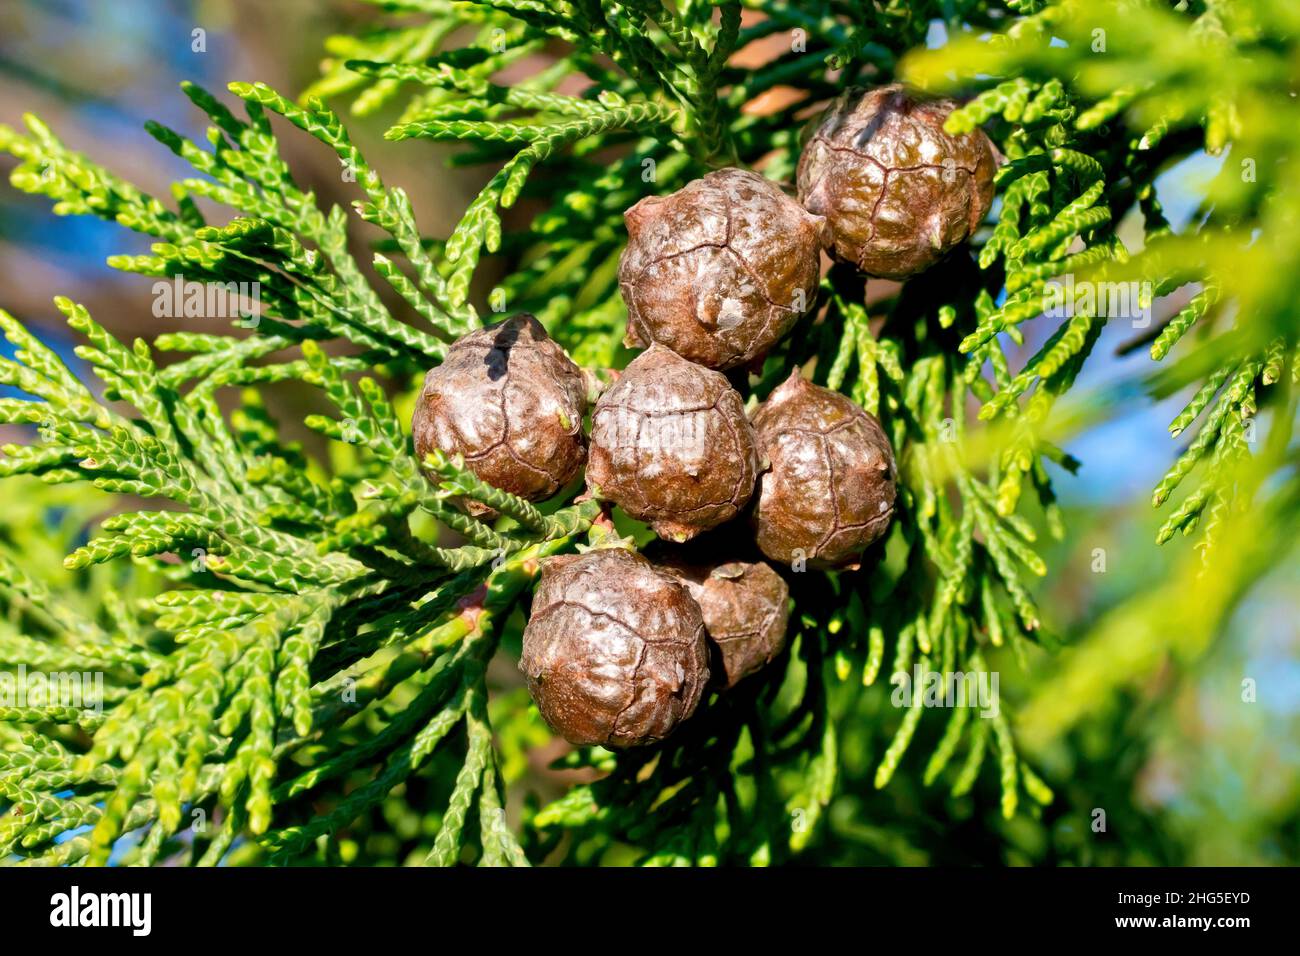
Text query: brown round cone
751 372 897 569
797 84 997 279
520 548 710 748
587 344 760 542
620 168 825 370
412 315 587 507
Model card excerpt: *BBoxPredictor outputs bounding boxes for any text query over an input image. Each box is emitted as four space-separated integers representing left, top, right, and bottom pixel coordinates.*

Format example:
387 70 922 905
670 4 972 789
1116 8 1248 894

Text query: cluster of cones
413 85 996 747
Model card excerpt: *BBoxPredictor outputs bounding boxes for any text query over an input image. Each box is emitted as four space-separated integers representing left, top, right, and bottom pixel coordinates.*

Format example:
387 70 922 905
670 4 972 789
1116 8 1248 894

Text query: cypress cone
411 315 587 510
619 167 826 370
751 371 897 568
519 547 710 748
587 344 760 542
797 84 997 278
651 549 791 689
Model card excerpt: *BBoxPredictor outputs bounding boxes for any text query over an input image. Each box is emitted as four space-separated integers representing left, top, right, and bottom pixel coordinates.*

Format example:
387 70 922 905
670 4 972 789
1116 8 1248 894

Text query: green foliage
0 0 1295 866
906 0 1298 560
904 0 1299 750
0 281 598 863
